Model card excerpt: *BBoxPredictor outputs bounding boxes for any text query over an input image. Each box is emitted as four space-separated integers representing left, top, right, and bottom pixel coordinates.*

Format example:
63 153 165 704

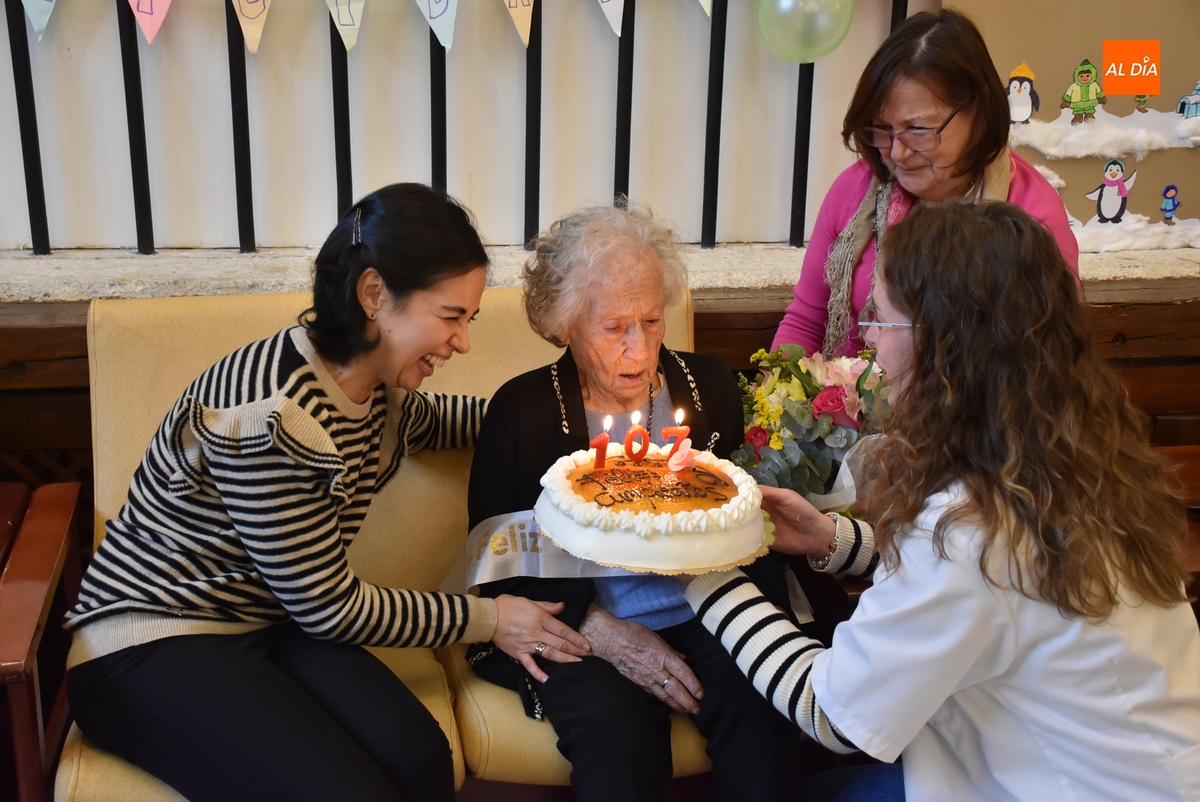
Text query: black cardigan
468 345 788 632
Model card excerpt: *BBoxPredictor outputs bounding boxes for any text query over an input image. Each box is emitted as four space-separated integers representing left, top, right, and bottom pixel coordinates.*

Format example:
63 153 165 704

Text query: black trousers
67 623 454 802
532 615 805 802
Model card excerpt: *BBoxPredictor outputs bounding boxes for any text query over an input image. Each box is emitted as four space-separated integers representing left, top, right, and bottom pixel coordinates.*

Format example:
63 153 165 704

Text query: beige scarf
822 152 1013 355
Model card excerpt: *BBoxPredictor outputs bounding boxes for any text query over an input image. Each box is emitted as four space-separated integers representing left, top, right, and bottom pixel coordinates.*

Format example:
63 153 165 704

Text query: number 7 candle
661 409 691 460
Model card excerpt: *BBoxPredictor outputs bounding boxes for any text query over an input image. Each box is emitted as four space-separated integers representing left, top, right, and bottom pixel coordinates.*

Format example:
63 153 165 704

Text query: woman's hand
759 485 837 559
493 595 592 683
579 605 704 715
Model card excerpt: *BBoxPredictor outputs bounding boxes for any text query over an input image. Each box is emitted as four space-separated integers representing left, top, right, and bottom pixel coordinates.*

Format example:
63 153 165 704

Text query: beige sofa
55 287 711 801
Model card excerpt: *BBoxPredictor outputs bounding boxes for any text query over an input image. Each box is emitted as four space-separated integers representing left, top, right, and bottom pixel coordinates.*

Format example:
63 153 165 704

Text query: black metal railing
3 0 907 255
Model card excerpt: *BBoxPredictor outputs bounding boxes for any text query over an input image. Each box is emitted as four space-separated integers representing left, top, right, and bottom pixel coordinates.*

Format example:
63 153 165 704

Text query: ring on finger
533 641 547 654
661 677 671 688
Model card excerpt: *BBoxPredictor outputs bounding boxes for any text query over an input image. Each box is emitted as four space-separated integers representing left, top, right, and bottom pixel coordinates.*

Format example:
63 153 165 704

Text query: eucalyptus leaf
780 437 803 468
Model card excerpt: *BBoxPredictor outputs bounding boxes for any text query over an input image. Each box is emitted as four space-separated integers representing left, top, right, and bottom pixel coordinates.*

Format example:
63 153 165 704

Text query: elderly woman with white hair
465 205 803 802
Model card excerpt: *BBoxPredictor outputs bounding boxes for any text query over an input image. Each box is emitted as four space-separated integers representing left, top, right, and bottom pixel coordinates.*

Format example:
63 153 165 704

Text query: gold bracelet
808 512 840 571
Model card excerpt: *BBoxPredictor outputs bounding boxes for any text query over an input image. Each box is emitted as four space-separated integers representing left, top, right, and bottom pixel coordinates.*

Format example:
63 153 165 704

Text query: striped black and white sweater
66 326 494 666
684 514 877 754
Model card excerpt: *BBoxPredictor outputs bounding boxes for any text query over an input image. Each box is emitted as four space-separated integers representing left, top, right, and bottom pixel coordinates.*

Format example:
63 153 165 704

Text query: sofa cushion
437 643 712 784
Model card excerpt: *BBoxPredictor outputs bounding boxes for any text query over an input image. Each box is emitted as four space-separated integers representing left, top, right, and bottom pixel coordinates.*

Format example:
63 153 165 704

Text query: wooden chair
0 482 83 802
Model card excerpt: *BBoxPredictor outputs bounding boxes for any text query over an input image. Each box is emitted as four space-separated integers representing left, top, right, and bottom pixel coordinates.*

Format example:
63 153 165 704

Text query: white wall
0 0 937 250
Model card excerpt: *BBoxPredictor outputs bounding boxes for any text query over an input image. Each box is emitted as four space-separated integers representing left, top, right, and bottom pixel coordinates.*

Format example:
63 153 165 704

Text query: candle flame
603 415 613 432
631 410 641 425
675 408 684 425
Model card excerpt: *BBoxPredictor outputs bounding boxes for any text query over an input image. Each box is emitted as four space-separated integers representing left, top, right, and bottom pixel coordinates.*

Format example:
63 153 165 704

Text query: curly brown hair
864 201 1189 619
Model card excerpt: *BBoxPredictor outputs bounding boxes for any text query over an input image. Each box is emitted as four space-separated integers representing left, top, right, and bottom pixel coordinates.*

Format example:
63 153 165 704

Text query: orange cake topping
566 455 735 513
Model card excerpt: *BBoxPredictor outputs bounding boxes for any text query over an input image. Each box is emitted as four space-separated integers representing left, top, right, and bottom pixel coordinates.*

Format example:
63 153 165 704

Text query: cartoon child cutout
1161 185 1181 226
1133 94 1150 113
1061 59 1107 125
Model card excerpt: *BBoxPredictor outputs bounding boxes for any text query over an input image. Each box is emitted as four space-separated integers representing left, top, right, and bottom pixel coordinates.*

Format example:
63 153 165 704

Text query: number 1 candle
590 415 613 470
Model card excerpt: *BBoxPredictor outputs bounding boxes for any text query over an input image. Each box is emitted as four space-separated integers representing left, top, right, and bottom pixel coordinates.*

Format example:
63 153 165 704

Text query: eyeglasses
859 107 961 153
858 308 915 330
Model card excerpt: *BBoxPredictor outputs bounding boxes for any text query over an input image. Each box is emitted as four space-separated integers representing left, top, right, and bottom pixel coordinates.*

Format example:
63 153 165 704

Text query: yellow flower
786 378 807 402
750 348 771 364
769 432 784 450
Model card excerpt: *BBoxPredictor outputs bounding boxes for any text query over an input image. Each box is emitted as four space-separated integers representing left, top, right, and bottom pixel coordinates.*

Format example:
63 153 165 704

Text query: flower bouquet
730 345 888 497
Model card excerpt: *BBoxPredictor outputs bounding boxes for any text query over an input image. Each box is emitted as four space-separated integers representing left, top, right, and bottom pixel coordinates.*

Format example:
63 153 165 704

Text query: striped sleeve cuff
685 569 857 754
821 515 878 578
461 595 498 644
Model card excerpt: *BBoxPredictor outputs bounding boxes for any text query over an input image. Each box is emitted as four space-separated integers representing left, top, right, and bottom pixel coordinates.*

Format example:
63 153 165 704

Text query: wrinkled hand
580 605 703 714
493 595 592 683
759 485 837 559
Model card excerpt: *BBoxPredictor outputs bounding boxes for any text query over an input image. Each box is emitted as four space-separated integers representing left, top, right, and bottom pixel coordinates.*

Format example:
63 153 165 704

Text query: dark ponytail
301 183 488 366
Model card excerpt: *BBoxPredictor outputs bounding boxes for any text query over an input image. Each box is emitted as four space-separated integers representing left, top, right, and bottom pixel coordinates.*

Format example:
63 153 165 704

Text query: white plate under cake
534 443 766 574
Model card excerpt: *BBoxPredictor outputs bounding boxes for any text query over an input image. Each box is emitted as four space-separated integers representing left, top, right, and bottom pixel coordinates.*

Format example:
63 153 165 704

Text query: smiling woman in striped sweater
685 201 1200 802
64 184 590 802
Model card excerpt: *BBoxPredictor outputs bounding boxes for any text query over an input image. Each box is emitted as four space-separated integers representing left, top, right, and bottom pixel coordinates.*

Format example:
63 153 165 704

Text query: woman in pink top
774 9 1079 358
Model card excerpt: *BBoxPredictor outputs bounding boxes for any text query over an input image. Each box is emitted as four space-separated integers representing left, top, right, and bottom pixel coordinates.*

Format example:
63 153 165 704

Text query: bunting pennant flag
232 0 271 55
326 0 366 54
697 0 712 15
21 0 57 41
501 0 533 47
597 0 624 36
415 0 459 50
127 0 173 45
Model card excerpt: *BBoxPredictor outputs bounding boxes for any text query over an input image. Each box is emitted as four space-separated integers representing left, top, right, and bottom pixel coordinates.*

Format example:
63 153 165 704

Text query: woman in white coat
685 201 1200 801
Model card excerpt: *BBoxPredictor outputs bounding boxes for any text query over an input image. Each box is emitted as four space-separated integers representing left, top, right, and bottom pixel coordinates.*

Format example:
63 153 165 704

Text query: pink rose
812 386 860 431
745 426 770 461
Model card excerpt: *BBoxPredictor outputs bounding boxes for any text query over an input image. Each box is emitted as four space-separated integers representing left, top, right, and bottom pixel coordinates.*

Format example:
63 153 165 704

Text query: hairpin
352 207 362 246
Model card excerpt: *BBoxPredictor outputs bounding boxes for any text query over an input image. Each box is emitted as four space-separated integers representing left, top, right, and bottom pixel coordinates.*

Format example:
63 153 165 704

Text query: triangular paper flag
697 0 712 16
415 0 459 50
127 0 173 45
21 0 57 41
501 0 533 47
326 0 366 54
232 0 271 55
597 0 624 36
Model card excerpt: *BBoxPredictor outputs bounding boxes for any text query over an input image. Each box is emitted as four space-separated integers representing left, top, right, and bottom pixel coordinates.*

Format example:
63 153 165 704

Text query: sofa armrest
1 482 83 801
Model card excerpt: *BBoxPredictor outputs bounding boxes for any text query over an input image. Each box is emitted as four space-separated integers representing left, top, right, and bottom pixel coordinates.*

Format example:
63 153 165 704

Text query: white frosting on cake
534 443 765 574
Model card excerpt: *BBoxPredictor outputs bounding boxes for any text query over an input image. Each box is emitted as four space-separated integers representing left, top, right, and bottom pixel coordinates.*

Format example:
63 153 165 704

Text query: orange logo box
1102 40 1160 95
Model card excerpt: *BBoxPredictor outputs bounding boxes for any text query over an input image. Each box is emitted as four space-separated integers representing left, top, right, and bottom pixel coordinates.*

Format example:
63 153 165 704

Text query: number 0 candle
662 409 691 460
624 410 650 462
590 415 613 470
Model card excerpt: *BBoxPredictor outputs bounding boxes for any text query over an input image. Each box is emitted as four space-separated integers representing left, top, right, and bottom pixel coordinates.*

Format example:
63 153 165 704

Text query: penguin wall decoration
1085 159 1138 224
1007 63 1040 125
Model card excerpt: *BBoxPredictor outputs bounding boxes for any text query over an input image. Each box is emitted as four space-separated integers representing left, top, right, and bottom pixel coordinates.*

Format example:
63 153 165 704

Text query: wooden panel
0 357 90 390
0 302 89 363
693 288 791 371
1089 299 1200 361
1113 364 1200 417
0 391 92 451
1152 416 1200 447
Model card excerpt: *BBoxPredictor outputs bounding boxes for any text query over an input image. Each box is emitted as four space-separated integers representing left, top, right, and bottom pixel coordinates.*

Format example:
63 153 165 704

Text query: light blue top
585 376 694 631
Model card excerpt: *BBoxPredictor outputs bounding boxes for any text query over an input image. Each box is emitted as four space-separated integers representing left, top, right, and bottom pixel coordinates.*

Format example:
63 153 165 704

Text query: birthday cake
533 443 766 574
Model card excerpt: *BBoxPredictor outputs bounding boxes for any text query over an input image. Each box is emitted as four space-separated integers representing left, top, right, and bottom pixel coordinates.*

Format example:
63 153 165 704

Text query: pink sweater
772 151 1080 357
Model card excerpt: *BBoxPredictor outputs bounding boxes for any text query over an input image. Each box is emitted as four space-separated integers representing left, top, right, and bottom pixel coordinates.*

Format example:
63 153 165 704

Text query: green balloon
757 0 855 64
